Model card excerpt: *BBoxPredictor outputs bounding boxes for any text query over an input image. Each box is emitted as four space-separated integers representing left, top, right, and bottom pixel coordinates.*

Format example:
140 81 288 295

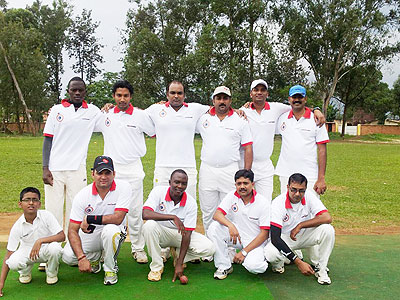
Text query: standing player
264 173 335 285
0 187 64 296
95 80 155 264
142 170 215 282
62 156 132 285
275 85 329 196
196 86 253 236
240 79 325 201
208 169 270 280
42 77 100 230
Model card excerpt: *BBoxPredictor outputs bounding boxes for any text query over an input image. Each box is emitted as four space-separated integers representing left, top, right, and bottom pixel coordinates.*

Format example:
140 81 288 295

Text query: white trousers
6 242 62 277
264 224 335 272
142 220 215 272
114 160 145 252
153 166 197 200
62 224 126 273
208 221 268 274
198 162 238 234
242 160 273 202
44 164 87 231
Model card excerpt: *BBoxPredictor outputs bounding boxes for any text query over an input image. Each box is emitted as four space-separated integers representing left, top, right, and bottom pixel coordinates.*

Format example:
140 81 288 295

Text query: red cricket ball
180 275 188 285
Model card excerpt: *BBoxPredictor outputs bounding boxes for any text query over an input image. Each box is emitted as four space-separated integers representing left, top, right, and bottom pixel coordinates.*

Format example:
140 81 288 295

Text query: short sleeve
7 222 21 251
114 181 133 213
183 199 197 230
307 193 328 217
69 189 87 224
258 199 271 229
143 187 162 211
240 120 253 146
315 121 330 144
43 105 58 137
217 193 232 216
139 110 155 137
94 111 106 133
270 196 285 228
44 211 63 235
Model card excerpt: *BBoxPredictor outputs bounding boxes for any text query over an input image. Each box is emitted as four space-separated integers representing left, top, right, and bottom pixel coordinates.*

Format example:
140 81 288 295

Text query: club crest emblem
231 203 238 212
281 122 286 131
283 213 289 222
159 202 166 211
203 119 209 128
85 204 94 214
105 117 111 127
159 109 167 117
56 113 64 122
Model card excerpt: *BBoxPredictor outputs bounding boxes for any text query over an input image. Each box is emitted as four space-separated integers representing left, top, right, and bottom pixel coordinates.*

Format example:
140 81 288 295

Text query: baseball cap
289 85 306 97
250 79 268 91
212 86 231 98
92 156 114 172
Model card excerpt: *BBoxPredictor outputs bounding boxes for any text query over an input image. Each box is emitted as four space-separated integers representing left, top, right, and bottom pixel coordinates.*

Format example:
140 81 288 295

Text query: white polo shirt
43 100 100 171
95 104 155 165
196 107 253 167
270 190 328 234
275 108 329 180
145 102 209 168
217 190 270 240
7 210 62 250
143 186 197 231
70 179 132 232
240 102 290 173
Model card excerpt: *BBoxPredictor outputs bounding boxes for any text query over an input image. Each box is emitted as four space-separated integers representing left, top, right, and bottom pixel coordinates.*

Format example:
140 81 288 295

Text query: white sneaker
46 275 58 285
91 260 102 274
272 266 285 274
132 250 148 264
104 271 118 285
160 247 170 263
201 256 214 262
19 274 32 284
315 270 331 285
214 266 233 280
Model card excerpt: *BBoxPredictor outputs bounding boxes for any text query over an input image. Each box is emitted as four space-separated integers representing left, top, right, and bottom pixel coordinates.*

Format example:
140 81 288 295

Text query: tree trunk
341 104 348 137
0 41 36 135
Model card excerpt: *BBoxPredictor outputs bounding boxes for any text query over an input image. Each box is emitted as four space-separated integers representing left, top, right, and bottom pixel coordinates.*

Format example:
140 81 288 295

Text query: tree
66 9 104 84
392 76 400 118
86 72 120 108
273 0 400 115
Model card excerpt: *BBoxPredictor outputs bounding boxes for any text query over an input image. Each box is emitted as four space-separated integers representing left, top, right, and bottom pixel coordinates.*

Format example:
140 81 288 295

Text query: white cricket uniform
43 99 100 229
196 107 253 233
208 190 270 274
6 210 63 278
145 102 210 199
264 191 335 272
62 180 132 273
275 108 329 195
95 104 155 253
142 186 215 272
240 102 290 201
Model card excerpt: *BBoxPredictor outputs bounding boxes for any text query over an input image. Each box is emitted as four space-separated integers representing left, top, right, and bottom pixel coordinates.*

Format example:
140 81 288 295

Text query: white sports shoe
214 266 233 280
104 271 118 285
272 266 285 274
19 274 32 284
46 275 58 285
132 250 148 264
315 270 331 285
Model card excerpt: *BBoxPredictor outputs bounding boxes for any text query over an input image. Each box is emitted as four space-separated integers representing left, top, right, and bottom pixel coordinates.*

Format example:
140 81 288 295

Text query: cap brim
93 166 114 173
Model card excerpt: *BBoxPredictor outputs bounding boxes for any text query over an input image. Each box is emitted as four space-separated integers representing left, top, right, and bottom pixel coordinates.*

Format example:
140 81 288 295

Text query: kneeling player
62 156 132 285
264 173 334 285
208 169 270 280
0 187 64 296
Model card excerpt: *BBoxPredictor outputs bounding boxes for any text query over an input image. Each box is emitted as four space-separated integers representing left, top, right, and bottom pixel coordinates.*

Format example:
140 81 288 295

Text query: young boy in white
264 173 335 285
62 156 132 285
0 187 65 296
208 169 270 280
142 169 215 282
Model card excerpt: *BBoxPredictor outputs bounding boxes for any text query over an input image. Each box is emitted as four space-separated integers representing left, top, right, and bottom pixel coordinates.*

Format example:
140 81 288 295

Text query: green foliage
86 72 121 108
392 75 400 117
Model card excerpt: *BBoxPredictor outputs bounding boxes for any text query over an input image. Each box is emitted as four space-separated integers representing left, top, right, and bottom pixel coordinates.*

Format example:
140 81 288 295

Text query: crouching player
0 187 65 296
264 173 334 285
62 156 132 285
208 169 270 280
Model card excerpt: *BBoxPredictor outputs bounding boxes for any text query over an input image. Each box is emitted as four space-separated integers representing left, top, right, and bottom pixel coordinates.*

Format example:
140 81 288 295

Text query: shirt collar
113 103 134 115
250 102 270 110
285 191 306 209
165 187 187 207
209 106 234 116
165 101 188 108
234 190 256 203
288 107 311 119
92 180 116 195
61 99 88 109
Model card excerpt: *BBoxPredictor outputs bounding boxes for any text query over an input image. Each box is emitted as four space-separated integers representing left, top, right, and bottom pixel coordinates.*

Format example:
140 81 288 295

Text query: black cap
92 156 114 172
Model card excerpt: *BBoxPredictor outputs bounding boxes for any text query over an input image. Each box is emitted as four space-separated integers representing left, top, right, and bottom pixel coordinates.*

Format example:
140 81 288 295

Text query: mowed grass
0 134 400 231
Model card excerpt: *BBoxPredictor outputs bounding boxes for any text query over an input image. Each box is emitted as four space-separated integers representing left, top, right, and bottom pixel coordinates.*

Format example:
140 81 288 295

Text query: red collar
61 99 88 108
209 106 234 116
285 191 305 208
250 102 270 110
234 190 256 204
92 180 116 195
165 187 187 207
288 107 311 119
113 103 134 115
165 101 188 108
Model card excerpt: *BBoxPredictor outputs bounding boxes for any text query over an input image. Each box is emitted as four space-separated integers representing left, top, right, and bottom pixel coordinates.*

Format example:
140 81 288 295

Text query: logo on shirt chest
283 213 289 222
56 113 64 122
281 122 286 131
159 109 167 117
159 202 166 211
203 119 209 128
85 204 94 214
105 117 111 127
231 203 238 212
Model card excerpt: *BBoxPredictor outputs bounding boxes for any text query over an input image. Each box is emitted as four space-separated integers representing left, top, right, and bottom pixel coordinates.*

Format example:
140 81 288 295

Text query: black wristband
87 215 103 225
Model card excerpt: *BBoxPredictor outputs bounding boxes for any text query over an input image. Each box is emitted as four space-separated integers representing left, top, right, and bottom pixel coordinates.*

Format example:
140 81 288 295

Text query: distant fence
1 122 45 134
358 124 400 135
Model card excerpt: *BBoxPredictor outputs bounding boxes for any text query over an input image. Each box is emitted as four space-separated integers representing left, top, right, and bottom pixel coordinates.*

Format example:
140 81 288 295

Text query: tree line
1 0 400 135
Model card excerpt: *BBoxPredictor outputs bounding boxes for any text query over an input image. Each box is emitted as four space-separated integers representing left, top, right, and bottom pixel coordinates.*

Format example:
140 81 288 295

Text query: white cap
250 79 268 91
212 86 231 98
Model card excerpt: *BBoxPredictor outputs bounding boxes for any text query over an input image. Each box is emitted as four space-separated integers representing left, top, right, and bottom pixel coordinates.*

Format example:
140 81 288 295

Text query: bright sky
9 0 400 92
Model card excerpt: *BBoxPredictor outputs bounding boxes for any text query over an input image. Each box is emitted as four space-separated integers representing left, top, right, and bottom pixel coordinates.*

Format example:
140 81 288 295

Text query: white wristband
241 250 248 257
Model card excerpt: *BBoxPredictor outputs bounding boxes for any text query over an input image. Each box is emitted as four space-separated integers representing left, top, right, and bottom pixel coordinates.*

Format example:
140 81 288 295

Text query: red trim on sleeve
115 208 129 212
316 209 328 216
260 226 270 230
70 219 82 224
185 227 195 231
317 140 330 144
270 222 282 229
43 133 54 137
241 141 253 147
143 206 154 211
217 207 227 215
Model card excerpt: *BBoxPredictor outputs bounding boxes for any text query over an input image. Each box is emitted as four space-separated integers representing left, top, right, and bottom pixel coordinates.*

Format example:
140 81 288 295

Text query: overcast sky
10 0 400 93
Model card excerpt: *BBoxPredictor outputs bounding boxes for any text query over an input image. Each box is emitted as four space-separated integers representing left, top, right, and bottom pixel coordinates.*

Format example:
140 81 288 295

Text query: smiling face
92 169 115 190
213 93 232 115
169 172 188 200
113 87 132 111
288 94 307 111
19 192 41 215
250 84 269 106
